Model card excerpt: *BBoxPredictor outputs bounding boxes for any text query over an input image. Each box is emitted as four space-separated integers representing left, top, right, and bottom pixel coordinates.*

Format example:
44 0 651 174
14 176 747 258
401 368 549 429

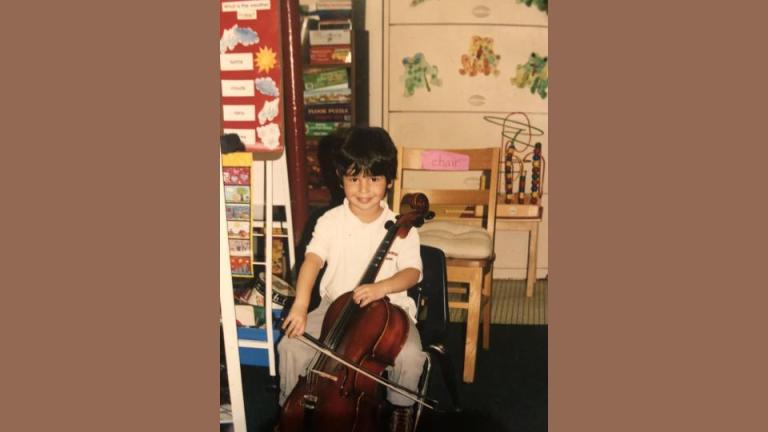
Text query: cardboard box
310 45 352 65
310 29 351 45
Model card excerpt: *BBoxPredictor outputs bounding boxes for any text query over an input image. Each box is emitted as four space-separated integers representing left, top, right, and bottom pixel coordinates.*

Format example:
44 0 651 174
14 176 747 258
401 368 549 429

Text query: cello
279 193 437 432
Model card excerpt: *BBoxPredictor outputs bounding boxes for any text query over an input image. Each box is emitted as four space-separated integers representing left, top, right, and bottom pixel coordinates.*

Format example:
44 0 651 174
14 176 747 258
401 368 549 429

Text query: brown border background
2 1 767 431
551 2 768 431
3 1 220 431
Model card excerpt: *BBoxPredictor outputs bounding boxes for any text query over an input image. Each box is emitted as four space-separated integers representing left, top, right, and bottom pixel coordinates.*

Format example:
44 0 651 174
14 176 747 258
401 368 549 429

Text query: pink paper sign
421 151 470 171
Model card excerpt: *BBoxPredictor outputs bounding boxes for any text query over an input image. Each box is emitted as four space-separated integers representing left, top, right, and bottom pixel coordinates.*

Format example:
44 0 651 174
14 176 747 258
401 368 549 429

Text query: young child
278 126 425 432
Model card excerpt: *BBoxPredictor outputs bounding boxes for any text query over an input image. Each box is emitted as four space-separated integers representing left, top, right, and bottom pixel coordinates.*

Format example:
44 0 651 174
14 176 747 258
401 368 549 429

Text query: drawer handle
472 5 491 18
468 95 486 106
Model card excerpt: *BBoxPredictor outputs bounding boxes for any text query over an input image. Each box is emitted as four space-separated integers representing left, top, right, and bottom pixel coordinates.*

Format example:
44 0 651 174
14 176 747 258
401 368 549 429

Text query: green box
303 68 349 91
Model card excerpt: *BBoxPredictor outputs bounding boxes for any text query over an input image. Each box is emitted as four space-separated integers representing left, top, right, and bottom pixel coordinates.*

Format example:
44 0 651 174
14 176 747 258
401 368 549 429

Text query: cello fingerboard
321 219 400 349
357 228 397 285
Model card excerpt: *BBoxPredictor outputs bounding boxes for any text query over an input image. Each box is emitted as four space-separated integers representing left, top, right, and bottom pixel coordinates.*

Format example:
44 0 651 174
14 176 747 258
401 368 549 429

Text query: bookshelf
300 0 366 206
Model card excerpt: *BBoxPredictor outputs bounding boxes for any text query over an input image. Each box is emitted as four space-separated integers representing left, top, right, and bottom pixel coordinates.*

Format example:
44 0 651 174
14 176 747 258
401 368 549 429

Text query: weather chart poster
220 0 285 157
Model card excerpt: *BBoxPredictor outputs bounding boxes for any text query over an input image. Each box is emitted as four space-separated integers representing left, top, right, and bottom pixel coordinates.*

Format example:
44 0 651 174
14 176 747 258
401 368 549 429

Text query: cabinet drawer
389 0 548 26
389 112 549 193
388 25 548 113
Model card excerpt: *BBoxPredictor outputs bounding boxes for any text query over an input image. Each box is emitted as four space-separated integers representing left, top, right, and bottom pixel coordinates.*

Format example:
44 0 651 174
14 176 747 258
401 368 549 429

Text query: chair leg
481 269 492 350
413 354 432 431
426 344 461 411
463 270 482 382
526 222 540 297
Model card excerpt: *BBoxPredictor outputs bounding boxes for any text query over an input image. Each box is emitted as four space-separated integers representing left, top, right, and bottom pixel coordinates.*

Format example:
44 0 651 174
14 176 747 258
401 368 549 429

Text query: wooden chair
393 147 500 383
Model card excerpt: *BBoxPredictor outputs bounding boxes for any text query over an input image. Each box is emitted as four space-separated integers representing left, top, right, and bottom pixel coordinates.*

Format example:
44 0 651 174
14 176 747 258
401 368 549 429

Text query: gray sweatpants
277 297 427 407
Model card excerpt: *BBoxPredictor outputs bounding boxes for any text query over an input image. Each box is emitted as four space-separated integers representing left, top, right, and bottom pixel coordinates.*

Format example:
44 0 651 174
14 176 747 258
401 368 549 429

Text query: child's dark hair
333 126 398 182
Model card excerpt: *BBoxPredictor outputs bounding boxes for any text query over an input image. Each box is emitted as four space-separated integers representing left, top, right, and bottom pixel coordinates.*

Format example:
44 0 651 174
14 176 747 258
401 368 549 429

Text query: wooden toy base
497 194 542 218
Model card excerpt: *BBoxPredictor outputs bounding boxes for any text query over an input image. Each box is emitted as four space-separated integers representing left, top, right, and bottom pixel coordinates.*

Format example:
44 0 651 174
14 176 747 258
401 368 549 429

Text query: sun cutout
254 46 277 73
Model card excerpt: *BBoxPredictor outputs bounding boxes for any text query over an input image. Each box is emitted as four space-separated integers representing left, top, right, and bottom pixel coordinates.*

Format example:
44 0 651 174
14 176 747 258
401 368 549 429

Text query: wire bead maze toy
483 112 546 206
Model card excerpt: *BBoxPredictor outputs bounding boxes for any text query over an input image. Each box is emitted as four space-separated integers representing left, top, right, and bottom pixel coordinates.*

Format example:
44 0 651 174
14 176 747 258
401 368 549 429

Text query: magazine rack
220 153 296 431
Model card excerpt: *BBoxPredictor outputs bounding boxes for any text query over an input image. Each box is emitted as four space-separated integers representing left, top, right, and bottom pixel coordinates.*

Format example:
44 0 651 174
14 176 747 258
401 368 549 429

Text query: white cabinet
388 25 548 113
381 0 549 279
390 0 549 26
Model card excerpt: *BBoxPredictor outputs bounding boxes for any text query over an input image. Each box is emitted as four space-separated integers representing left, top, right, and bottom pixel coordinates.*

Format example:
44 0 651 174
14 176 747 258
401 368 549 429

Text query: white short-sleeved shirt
305 199 422 322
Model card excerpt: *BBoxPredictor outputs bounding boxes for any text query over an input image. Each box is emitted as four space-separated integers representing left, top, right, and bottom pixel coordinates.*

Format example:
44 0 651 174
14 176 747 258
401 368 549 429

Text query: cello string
323 225 397 349
316 228 395 376
297 334 439 411
301 216 404 389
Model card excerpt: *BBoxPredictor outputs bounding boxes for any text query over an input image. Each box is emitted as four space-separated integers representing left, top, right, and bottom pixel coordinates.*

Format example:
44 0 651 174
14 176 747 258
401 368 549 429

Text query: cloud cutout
258 99 279 125
220 25 259 54
257 123 281 150
255 77 280 97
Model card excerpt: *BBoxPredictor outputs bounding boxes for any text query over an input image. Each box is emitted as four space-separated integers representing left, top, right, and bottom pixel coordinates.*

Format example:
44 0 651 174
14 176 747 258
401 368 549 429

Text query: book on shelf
306 121 351 137
310 45 352 65
313 0 352 20
316 9 352 19
235 304 265 328
303 87 352 105
317 0 352 6
318 19 352 30
316 0 352 10
305 112 352 123
309 29 351 46
305 103 352 123
306 82 348 92
234 284 265 307
304 67 349 91
306 103 351 116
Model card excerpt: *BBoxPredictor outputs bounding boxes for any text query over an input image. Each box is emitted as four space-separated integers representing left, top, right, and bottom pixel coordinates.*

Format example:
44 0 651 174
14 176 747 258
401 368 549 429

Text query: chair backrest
393 147 500 241
408 245 449 347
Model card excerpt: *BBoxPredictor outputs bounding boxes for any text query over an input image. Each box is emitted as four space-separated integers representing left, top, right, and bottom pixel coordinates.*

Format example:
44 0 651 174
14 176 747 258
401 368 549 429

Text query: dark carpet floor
231 322 547 432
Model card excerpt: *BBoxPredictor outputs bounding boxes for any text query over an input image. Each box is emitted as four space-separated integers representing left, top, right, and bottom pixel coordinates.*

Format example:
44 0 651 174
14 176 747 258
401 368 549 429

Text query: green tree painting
517 0 548 14
402 53 442 96
512 52 548 99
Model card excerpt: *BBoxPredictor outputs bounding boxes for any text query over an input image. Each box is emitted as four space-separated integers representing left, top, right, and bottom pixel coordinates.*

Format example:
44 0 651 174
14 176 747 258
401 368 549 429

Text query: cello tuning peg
384 220 395 229
426 211 435 220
